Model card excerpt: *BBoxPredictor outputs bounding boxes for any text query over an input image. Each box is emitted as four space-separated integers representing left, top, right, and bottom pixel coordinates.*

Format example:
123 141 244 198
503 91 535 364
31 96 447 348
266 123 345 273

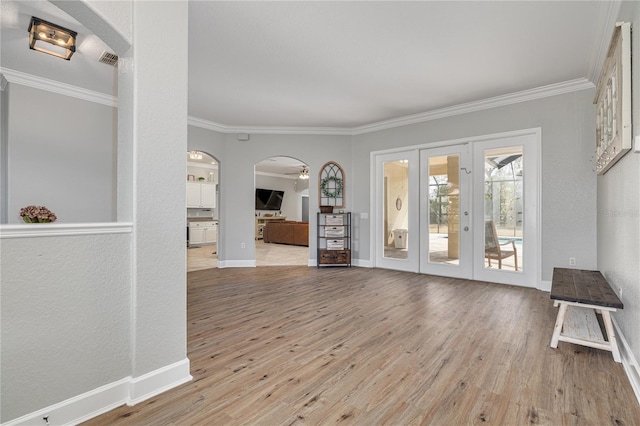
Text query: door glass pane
428 155 460 265
484 147 523 272
383 160 409 260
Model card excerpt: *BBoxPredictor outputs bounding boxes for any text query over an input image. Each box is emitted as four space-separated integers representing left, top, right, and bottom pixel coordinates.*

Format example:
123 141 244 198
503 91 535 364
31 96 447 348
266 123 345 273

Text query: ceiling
0 0 117 96
2 1 613 131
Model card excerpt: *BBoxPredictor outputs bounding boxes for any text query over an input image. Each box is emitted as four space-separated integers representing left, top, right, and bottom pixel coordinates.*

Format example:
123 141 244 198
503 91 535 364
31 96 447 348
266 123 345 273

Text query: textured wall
1 87 8 223
127 1 189 377
598 0 640 375
0 233 131 422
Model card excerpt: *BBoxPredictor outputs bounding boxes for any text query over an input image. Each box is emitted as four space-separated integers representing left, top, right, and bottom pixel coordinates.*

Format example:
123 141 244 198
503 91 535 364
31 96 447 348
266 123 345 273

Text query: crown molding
187 116 229 132
0 68 117 107
189 78 594 137
1 68 593 135
351 78 595 135
187 116 353 136
587 1 622 84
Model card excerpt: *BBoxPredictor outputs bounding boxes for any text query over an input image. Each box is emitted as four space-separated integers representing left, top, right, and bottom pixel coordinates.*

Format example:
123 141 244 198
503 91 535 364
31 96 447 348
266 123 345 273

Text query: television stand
255 216 287 240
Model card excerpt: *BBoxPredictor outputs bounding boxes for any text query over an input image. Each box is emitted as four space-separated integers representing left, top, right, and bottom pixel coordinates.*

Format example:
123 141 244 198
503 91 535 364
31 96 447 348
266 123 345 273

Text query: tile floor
187 240 310 272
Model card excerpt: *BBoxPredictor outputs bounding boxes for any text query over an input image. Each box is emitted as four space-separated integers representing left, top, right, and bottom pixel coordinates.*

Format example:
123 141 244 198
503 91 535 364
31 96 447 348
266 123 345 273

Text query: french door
374 150 419 272
419 145 472 279
374 130 540 288
472 133 539 287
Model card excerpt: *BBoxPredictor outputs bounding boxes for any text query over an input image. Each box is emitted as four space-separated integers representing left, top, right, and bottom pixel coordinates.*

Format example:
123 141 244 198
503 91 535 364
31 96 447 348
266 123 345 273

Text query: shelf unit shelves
317 212 351 267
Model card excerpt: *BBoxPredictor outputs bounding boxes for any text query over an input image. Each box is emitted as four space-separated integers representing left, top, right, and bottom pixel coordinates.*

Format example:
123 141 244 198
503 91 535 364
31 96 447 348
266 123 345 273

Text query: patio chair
485 220 518 271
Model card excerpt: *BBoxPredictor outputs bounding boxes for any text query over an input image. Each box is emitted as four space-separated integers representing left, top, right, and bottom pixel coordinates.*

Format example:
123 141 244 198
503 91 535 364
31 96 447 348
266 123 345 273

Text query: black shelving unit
317 212 351 267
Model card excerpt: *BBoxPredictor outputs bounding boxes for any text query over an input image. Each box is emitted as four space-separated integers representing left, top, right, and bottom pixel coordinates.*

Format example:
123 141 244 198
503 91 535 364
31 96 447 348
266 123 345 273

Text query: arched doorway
254 156 310 266
187 150 219 271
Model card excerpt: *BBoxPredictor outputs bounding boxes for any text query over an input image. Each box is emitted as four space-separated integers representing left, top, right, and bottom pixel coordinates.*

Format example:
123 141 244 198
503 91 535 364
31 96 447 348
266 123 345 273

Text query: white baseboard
538 280 552 292
612 317 640 405
4 358 192 426
218 260 256 268
129 358 192 405
352 258 373 268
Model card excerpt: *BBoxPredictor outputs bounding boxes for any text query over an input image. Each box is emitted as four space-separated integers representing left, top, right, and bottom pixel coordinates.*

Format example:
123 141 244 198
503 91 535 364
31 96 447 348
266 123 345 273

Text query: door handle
464 226 469 231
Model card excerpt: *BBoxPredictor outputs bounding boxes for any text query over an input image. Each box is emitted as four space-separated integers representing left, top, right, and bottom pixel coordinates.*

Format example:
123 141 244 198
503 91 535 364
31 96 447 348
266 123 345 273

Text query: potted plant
20 205 57 223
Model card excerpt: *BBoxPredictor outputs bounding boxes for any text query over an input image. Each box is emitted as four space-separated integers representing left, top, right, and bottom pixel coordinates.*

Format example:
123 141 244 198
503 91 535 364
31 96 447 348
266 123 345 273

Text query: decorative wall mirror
319 161 345 209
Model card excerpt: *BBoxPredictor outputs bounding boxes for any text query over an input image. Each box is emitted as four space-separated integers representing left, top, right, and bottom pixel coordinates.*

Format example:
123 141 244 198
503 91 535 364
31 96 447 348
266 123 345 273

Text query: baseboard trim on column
128 358 192 405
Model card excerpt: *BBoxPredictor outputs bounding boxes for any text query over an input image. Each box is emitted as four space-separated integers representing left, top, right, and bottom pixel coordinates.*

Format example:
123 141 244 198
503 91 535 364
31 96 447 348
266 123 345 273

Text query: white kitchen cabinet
204 224 217 244
189 227 205 244
200 183 216 208
188 221 217 245
187 182 216 208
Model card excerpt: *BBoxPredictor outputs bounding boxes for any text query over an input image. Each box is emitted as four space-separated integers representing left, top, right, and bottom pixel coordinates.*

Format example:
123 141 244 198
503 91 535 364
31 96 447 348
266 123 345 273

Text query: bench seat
550 268 623 362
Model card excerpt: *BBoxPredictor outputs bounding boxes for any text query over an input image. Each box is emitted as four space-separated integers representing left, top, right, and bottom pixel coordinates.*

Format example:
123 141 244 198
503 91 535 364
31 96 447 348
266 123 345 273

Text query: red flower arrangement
20 205 57 223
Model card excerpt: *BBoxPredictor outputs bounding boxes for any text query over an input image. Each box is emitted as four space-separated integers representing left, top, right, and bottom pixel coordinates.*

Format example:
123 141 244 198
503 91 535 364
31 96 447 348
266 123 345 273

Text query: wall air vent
98 51 118 67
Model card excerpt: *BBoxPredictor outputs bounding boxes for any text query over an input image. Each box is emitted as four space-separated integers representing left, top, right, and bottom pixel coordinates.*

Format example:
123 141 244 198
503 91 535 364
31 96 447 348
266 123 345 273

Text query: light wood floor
84 267 640 425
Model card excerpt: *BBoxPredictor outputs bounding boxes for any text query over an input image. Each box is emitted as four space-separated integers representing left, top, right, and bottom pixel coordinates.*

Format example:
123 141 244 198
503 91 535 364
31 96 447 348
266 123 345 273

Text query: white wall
352 89 598 281
598 1 640 380
6 84 117 223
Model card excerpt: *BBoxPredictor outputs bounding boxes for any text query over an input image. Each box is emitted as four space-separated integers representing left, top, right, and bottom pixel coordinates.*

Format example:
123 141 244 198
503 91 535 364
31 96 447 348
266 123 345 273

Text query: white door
472 132 539 288
419 145 472 279
374 150 419 272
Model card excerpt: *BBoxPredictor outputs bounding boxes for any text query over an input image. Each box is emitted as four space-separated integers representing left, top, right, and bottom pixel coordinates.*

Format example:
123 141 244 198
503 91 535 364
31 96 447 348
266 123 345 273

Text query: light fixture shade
299 167 310 179
189 151 203 160
28 17 77 60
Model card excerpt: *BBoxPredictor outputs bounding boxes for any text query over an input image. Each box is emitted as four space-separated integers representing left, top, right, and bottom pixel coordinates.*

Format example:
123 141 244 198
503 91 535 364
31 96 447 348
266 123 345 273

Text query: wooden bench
550 268 624 362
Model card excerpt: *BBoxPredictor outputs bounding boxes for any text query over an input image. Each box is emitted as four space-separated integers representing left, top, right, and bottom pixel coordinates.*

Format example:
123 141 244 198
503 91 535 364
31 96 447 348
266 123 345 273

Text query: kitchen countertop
187 217 217 222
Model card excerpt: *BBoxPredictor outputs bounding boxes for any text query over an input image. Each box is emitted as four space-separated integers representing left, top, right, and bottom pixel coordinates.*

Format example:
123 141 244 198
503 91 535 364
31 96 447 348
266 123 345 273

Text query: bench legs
600 310 621 362
550 302 568 349
550 301 621 363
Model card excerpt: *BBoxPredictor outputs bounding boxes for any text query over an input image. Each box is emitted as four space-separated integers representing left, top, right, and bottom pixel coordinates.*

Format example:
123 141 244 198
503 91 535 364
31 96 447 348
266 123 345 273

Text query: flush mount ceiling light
189 151 203 160
28 17 77 60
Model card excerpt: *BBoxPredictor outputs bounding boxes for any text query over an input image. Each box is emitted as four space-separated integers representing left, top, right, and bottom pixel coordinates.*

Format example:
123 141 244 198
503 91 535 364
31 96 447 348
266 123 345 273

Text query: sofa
263 221 309 246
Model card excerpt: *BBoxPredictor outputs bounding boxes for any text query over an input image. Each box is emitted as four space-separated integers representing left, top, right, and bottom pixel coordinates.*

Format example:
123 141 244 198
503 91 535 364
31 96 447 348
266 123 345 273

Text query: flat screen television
255 188 284 210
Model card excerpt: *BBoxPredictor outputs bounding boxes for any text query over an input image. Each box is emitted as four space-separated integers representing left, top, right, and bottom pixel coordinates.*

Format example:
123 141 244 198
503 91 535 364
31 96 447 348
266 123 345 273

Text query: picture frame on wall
594 21 631 175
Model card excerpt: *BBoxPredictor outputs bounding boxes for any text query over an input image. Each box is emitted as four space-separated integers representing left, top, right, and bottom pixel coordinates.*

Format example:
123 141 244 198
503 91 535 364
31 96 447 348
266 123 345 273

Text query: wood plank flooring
83 267 640 425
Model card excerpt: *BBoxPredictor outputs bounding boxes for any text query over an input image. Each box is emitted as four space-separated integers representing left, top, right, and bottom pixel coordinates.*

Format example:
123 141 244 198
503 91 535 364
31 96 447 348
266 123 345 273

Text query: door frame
370 128 541 289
